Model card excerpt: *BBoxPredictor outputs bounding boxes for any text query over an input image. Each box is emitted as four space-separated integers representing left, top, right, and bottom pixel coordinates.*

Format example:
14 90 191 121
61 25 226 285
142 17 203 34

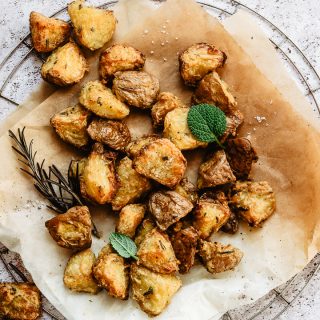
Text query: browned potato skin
221 211 239 234
198 240 243 273
30 11 70 53
173 178 198 205
125 134 160 158
148 190 193 231
87 118 131 151
100 44 146 83
0 283 41 320
134 218 156 246
171 226 199 274
220 109 244 142
113 71 160 109
179 43 226 86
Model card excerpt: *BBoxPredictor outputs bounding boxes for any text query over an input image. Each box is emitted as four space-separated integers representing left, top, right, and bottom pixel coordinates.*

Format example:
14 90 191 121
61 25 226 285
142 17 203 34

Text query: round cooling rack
1 1 320 319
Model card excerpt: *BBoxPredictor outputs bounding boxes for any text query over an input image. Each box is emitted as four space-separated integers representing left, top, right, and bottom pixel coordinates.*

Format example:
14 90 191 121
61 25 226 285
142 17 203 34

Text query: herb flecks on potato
135 218 156 247
173 178 198 205
125 135 160 158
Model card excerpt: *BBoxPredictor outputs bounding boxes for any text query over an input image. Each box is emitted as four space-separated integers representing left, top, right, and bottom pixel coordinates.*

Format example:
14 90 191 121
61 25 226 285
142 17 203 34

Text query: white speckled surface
0 1 320 319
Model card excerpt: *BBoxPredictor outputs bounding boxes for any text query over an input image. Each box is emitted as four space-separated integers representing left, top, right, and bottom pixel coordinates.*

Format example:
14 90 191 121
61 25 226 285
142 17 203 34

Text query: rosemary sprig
9 127 100 238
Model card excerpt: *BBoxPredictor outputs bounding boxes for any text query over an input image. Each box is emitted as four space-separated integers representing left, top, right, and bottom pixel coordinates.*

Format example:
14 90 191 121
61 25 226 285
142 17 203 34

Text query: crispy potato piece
64 248 100 294
137 228 179 274
198 240 243 273
131 263 182 317
164 107 208 150
100 44 146 83
173 178 198 205
221 211 239 234
135 218 156 246
125 134 160 158
193 72 237 115
45 206 92 250
133 138 187 188
87 118 131 151
113 71 160 109
79 81 129 120
197 150 236 189
179 43 226 86
151 92 184 128
171 226 198 274
80 143 118 204
220 109 244 142
0 283 41 320
111 157 151 210
116 204 146 238
231 181 276 227
30 11 70 53
148 190 193 231
69 158 87 181
93 246 129 300
50 104 91 148
41 41 88 86
193 191 231 239
68 0 116 51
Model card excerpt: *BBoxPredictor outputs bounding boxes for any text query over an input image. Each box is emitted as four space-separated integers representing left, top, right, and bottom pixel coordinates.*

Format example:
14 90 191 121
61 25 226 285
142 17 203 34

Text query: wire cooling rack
1 1 320 319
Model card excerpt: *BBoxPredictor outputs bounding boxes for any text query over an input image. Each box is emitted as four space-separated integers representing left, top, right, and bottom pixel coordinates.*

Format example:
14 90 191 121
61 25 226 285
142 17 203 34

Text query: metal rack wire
1 1 319 319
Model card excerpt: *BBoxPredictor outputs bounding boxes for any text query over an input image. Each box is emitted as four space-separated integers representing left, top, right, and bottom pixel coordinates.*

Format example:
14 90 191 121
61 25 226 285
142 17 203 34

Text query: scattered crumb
144 29 149 34
163 57 167 62
254 115 266 123
150 50 154 55
161 42 165 46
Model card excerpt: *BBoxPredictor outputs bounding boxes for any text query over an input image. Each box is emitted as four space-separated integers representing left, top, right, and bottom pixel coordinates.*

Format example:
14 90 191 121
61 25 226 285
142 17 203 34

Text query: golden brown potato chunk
134 218 156 246
231 181 276 227
164 107 208 150
179 43 226 86
30 11 70 53
87 118 131 151
68 0 116 51
79 81 130 119
50 104 91 148
220 109 244 142
113 71 160 109
41 41 88 86
64 248 100 294
193 72 237 115
198 240 243 274
173 178 198 205
125 134 160 158
0 283 41 320
45 206 92 250
193 191 231 239
151 92 184 128
99 44 146 83
197 150 236 189
221 211 239 234
148 190 193 231
131 263 182 317
171 226 198 274
80 143 118 204
137 228 179 274
111 157 151 210
116 204 146 238
93 246 129 300
133 138 187 188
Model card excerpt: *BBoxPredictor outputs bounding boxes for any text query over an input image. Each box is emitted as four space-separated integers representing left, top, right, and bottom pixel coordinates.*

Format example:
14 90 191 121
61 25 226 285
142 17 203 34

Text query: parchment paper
1 1 320 319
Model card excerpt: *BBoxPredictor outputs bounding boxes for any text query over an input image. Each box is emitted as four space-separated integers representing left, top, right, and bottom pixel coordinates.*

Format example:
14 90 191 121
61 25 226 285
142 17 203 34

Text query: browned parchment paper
1 0 320 319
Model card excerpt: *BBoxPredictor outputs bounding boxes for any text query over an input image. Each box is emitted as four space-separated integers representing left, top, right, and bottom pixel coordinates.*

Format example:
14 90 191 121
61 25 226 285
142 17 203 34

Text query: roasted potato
93 246 129 300
220 109 244 142
221 211 239 234
30 11 70 53
45 205 92 250
151 92 184 128
99 44 146 83
113 71 160 109
41 41 88 86
198 240 243 274
231 181 276 227
69 158 87 180
125 134 160 158
0 283 41 320
225 138 258 179
197 150 236 189
116 204 146 238
111 157 151 210
193 191 231 239
137 228 179 274
79 80 130 119
80 143 118 204
173 178 198 205
63 248 100 294
134 218 156 246
50 104 91 148
133 138 187 188
179 43 226 86
171 226 198 274
163 107 208 150
68 0 116 51
87 118 131 151
148 190 193 231
131 263 182 317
